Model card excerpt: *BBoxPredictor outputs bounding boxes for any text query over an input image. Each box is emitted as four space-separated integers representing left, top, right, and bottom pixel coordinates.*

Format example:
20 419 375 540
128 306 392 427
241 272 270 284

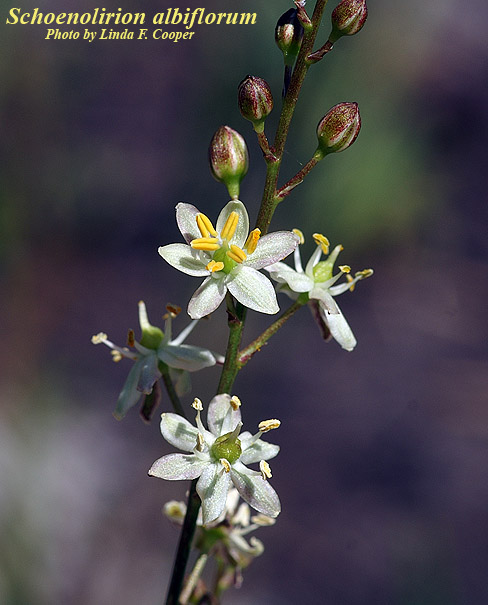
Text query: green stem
165 481 201 605
255 0 330 236
165 3 330 601
275 152 322 201
159 362 186 419
238 299 305 367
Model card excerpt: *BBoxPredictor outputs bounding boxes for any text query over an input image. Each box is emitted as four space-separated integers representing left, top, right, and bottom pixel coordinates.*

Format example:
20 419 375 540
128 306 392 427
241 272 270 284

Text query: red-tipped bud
238 76 274 133
275 8 304 67
209 126 249 199
330 0 368 43
316 102 361 157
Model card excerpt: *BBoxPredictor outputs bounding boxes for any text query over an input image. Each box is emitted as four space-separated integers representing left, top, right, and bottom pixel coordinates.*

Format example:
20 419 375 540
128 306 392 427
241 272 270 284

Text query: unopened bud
275 8 304 67
209 126 249 199
330 0 368 43
315 102 361 157
238 76 274 133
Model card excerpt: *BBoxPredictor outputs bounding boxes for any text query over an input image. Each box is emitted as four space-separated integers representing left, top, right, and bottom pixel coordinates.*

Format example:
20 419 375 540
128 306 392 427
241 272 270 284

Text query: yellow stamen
356 268 374 279
206 260 224 273
220 458 231 473
91 332 107 344
292 228 305 245
251 514 276 526
339 265 351 274
191 237 220 251
230 395 242 410
244 228 261 254
258 419 281 432
346 274 356 291
192 398 203 411
227 245 247 264
196 432 205 452
111 350 123 362
196 213 217 237
220 211 239 241
259 460 272 480
313 233 330 254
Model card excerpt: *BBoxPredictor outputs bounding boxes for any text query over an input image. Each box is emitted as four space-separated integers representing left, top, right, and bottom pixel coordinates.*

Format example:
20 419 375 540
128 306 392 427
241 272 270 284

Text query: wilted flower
158 200 299 319
266 230 373 351
149 394 281 525
91 301 220 419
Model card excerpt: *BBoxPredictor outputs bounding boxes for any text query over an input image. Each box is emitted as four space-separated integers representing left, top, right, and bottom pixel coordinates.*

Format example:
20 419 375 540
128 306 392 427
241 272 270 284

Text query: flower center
210 425 242 464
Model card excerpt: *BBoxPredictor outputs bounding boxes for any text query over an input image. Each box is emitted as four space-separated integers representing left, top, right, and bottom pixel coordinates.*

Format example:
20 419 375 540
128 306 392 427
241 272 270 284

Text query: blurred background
1 0 487 603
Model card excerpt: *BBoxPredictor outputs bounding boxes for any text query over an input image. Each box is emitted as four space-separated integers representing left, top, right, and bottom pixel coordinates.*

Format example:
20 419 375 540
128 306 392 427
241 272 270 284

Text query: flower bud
315 102 361 157
275 8 304 67
238 76 274 133
330 0 368 43
209 126 249 199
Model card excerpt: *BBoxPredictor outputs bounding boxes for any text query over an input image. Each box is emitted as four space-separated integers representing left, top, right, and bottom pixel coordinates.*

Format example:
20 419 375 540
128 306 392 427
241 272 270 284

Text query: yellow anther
258 419 281 433
220 211 239 241
91 332 107 344
292 228 305 244
196 213 217 238
192 398 203 411
259 460 272 480
206 260 224 273
230 395 242 410
127 329 135 347
220 458 231 473
356 268 374 279
196 432 205 452
346 274 356 291
227 245 247 264
190 237 220 251
165 303 181 317
244 228 261 254
111 350 123 362
251 514 276 526
312 233 330 254
339 265 351 274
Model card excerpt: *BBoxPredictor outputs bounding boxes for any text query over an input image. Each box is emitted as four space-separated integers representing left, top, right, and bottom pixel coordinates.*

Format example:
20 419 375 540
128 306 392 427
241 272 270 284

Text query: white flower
91 301 220 419
149 395 281 525
158 200 299 319
266 230 373 351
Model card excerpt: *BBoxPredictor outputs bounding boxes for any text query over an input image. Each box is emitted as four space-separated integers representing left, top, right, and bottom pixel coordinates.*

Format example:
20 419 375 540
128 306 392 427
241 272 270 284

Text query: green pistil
211 432 242 464
140 326 164 349
213 245 237 274
313 260 334 283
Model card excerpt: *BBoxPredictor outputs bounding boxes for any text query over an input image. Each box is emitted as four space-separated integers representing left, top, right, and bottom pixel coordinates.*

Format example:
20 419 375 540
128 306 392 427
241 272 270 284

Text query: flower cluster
149 394 281 525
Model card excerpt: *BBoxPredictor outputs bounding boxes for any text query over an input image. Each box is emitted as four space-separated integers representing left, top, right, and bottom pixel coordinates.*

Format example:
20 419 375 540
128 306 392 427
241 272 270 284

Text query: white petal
216 200 249 247
231 461 281 518
305 245 323 277
197 463 232 524
239 435 280 465
310 287 341 314
168 368 192 396
158 344 216 372
149 453 207 480
113 357 146 420
160 413 200 451
136 353 161 394
318 300 357 351
187 277 227 319
158 244 209 276
176 202 201 243
227 266 279 314
245 231 299 270
267 262 313 293
207 394 242 436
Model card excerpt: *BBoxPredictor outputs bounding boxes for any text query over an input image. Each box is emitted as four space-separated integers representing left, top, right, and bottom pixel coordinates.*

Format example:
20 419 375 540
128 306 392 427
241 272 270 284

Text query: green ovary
211 433 242 464
212 245 237 274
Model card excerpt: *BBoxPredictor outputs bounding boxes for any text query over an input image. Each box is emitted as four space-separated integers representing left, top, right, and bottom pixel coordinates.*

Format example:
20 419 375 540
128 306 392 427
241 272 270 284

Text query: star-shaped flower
91 301 220 419
158 200 299 319
266 230 373 351
149 395 281 525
